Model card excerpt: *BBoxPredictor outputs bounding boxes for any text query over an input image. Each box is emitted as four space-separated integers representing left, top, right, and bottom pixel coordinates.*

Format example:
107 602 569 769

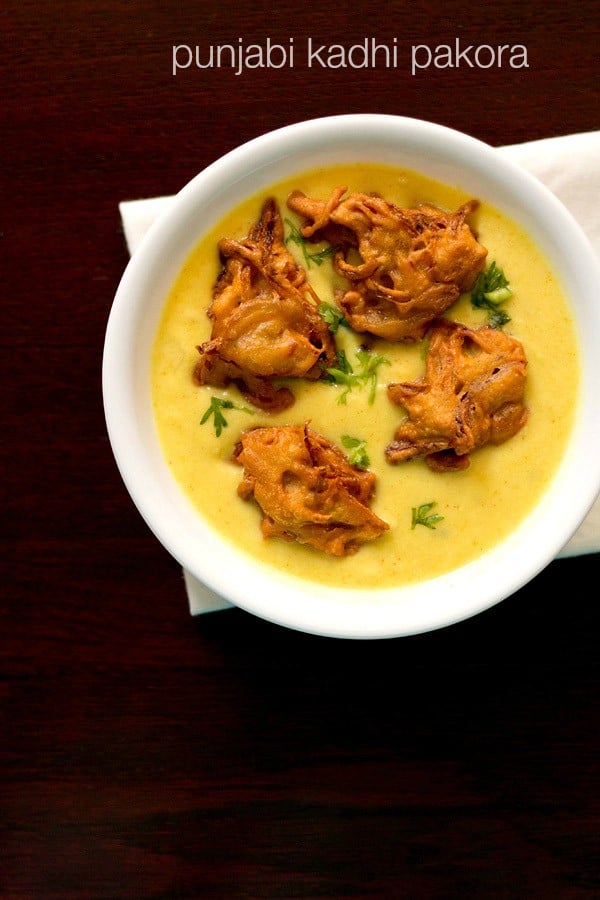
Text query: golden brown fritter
194 198 337 411
287 187 487 341
234 424 389 556
385 318 528 471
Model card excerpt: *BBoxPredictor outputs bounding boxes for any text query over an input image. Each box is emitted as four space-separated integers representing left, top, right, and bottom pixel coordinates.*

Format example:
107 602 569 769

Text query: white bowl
103 114 600 639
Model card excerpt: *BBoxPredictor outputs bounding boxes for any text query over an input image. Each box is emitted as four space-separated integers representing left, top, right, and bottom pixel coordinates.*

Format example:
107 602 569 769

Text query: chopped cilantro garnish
487 307 512 329
411 502 444 530
470 261 513 327
200 396 253 437
323 347 390 405
284 218 337 267
341 434 370 469
318 302 348 334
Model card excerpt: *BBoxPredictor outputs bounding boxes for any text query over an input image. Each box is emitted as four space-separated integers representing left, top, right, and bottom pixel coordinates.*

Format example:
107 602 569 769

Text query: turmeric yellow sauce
151 163 580 589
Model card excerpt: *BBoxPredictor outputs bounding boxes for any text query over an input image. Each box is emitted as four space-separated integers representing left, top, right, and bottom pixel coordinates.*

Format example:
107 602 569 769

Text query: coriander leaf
341 434 370 469
200 396 253 437
306 245 337 266
488 308 512 329
318 302 348 333
472 260 512 303
411 502 444 530
332 348 352 374
470 261 513 327
284 218 337 267
355 347 391 404
324 347 390 405
322 350 353 400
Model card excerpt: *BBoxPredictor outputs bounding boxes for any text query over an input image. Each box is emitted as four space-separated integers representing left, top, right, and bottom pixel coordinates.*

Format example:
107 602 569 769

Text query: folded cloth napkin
119 130 600 615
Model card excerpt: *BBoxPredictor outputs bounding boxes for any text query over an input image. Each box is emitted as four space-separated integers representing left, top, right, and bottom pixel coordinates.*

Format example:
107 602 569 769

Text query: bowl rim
103 114 600 638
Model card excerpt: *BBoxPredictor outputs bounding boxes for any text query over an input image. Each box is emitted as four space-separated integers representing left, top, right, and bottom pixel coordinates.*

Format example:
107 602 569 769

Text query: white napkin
119 131 600 615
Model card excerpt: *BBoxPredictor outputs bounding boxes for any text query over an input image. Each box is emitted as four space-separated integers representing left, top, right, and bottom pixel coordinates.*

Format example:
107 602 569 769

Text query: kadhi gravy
151 163 580 590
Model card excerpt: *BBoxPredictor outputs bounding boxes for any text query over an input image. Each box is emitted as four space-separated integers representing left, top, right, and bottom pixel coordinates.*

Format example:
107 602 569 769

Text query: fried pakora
385 318 528 471
287 187 487 341
235 424 389 556
194 198 336 411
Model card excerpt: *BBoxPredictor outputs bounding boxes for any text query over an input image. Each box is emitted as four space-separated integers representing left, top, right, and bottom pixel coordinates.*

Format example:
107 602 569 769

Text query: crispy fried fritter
194 198 336 411
234 424 389 556
385 318 528 471
287 187 487 341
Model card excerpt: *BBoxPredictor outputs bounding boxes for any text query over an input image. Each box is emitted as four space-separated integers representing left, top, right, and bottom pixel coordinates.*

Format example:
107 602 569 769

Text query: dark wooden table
3 2 599 897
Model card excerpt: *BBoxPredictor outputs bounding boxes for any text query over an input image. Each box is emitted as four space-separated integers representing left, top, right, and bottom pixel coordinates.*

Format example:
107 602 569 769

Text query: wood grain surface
2 1 599 897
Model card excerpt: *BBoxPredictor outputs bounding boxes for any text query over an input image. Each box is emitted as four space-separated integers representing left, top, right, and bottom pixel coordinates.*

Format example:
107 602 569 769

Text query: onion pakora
194 198 336 411
234 424 389 557
287 187 487 341
385 318 528 471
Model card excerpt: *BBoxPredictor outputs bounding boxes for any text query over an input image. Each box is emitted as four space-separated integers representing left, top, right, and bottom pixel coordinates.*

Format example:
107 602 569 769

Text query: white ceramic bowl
103 114 600 639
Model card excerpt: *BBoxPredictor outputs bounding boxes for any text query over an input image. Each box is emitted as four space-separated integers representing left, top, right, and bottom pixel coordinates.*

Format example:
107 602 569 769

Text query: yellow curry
151 163 580 589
